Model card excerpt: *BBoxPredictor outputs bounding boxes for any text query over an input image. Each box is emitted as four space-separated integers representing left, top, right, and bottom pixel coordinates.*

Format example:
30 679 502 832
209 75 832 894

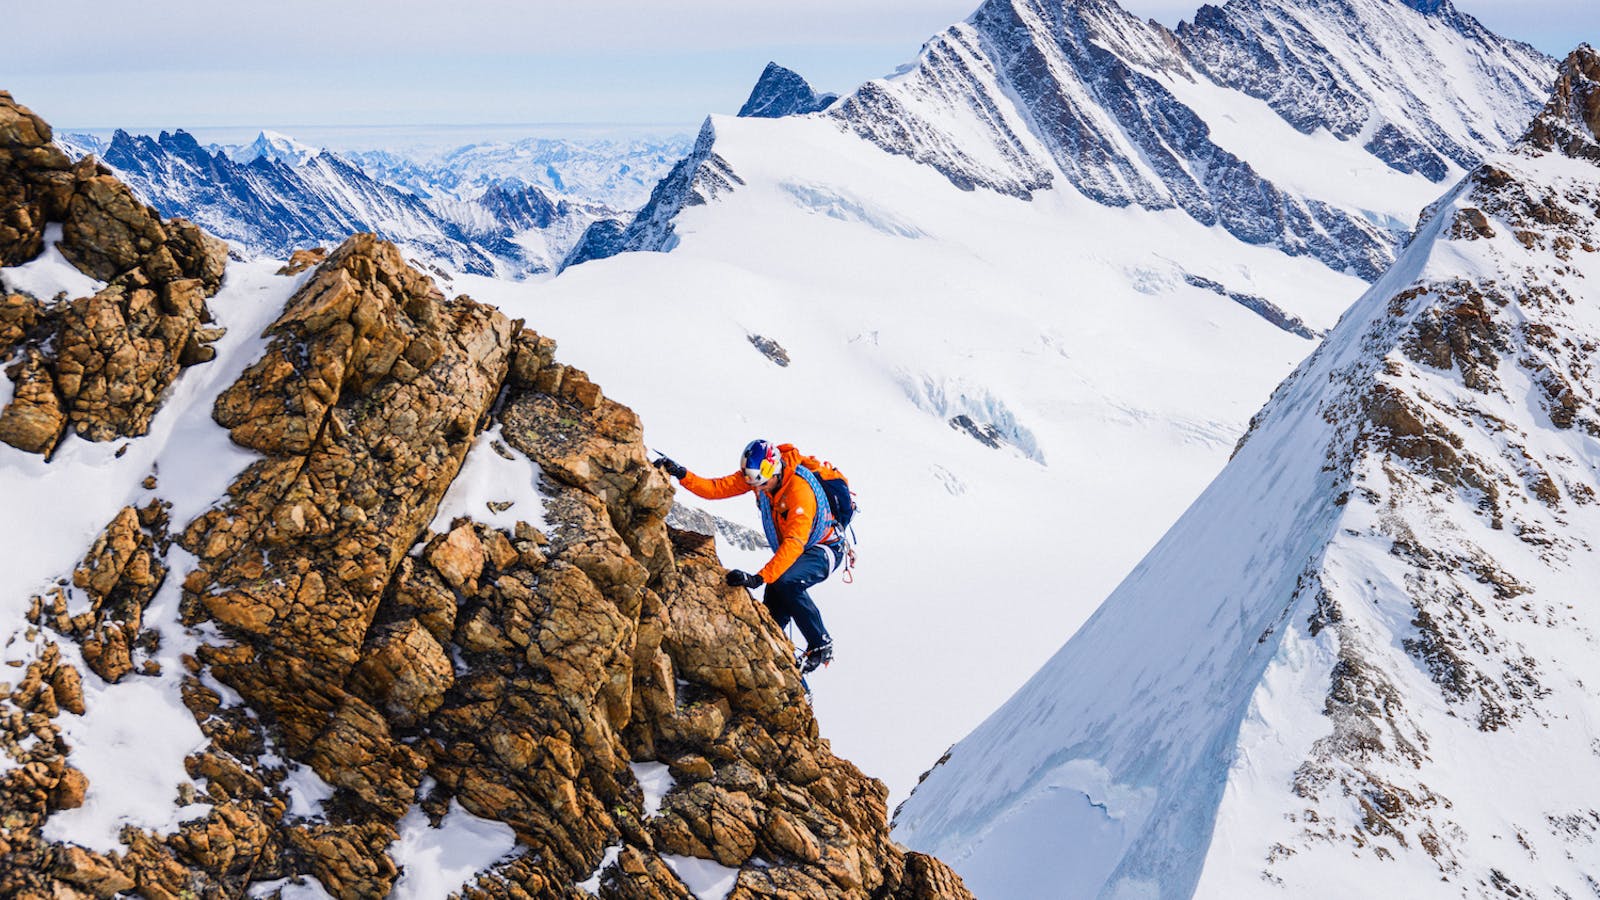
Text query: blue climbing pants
763 543 840 650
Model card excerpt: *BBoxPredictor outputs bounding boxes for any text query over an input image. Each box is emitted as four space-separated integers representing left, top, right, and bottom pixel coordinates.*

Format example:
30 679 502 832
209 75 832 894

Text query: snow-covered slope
845 0 1550 277
893 45 1600 900
462 103 1374 804
592 0 1551 282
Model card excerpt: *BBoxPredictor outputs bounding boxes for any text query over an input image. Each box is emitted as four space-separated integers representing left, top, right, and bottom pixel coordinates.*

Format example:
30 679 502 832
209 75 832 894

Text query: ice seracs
893 44 1600 900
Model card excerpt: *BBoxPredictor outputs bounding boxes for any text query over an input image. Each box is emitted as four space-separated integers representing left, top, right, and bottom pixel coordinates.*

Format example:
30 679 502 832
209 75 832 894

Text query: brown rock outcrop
64 503 170 683
2 236 970 899
0 91 229 454
0 290 41 353
180 233 513 815
0 91 73 265
0 349 65 454
1524 45 1600 160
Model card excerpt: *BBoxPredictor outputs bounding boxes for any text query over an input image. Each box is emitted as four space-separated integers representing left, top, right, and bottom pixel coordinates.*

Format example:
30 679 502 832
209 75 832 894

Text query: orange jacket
680 443 833 584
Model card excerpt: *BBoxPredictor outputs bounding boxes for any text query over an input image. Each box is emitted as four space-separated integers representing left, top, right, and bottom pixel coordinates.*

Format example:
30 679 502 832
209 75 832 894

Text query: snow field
458 110 1372 805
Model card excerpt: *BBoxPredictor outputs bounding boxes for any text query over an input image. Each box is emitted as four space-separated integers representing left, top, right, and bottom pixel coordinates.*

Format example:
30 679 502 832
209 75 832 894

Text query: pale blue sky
5 0 1595 136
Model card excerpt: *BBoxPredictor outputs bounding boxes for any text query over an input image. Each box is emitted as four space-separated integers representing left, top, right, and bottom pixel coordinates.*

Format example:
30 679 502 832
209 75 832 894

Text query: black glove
653 456 686 479
725 569 764 588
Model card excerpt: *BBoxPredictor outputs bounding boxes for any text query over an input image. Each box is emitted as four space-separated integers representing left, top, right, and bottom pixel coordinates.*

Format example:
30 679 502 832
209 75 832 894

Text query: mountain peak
233 128 318 166
1523 44 1600 159
737 62 838 118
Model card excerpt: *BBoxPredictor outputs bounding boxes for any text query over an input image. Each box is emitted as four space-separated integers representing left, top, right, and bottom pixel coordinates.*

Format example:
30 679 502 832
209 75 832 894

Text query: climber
653 439 845 674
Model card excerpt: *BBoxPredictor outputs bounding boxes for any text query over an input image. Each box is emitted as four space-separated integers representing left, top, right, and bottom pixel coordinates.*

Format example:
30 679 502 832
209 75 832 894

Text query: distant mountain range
577 0 1551 283
57 129 690 277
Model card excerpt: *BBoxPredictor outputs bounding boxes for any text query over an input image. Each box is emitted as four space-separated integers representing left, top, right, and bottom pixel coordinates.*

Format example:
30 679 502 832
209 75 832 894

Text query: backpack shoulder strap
792 463 835 547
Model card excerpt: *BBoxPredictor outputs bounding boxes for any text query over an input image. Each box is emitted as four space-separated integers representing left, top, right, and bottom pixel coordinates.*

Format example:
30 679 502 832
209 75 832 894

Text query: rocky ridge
1177 0 1551 180
0 111 971 895
738 64 839 119
894 46 1600 897
563 121 744 270
828 0 1551 279
0 92 228 456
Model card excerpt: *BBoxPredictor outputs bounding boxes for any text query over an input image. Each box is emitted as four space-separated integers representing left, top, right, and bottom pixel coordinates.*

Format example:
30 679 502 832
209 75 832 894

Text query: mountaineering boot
801 639 833 674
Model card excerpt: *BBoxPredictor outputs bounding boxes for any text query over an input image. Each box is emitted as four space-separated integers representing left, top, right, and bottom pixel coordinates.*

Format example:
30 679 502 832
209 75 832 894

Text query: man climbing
654 439 844 674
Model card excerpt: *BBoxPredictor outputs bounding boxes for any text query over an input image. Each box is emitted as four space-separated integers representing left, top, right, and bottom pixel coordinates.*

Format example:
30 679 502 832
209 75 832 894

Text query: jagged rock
0 290 41 354
561 120 744 270
898 853 975 898
60 167 171 280
350 619 454 727
1524 44 1600 160
0 91 74 266
54 846 136 896
277 246 328 275
427 523 486 591
0 92 231 453
182 234 512 818
747 333 790 367
60 504 169 683
286 822 401 897
738 62 839 118
53 279 210 441
0 233 970 897
0 349 65 454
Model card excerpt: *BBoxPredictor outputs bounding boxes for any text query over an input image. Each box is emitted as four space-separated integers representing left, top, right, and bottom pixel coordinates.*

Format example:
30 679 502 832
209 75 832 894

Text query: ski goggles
743 458 778 485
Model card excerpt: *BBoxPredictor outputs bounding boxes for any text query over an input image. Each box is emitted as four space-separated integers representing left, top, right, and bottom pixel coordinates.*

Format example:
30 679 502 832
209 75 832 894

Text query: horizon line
59 120 704 133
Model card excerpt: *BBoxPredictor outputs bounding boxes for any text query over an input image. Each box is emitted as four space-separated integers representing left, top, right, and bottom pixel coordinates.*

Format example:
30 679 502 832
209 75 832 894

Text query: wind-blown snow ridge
895 45 1600 900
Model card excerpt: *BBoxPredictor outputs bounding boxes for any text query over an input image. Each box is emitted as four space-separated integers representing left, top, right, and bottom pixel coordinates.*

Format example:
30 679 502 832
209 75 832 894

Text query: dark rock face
0 233 973 899
562 119 744 270
475 180 561 231
0 91 229 456
1176 0 1551 179
562 217 629 269
1183 273 1323 339
738 62 839 118
830 26 1054 200
821 0 1554 279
